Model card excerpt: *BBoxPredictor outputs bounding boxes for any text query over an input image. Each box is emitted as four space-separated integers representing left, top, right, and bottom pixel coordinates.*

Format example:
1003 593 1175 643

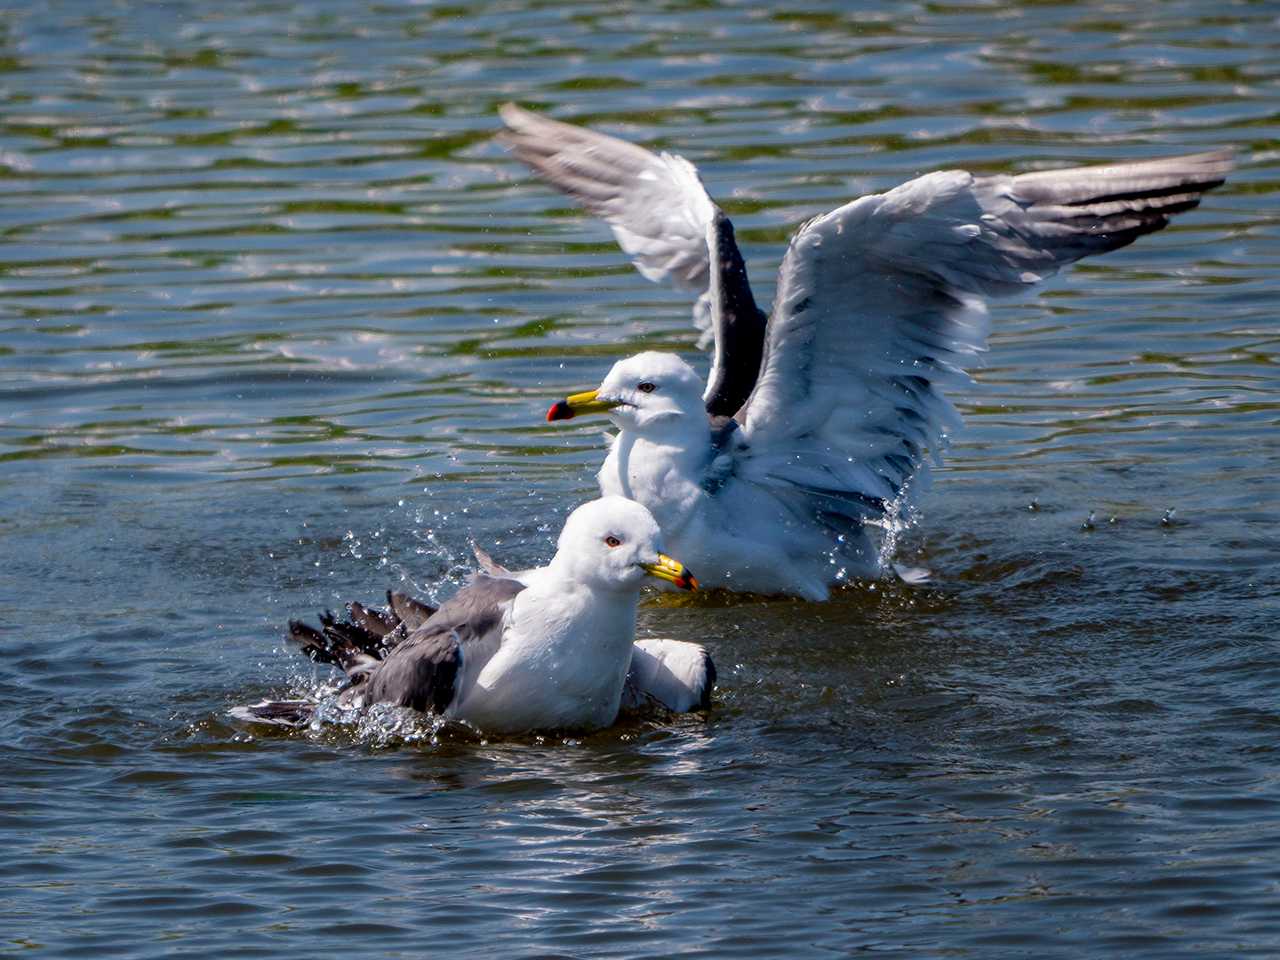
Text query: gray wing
470 541 512 577
734 150 1233 524
363 575 525 714
386 590 435 631
497 104 766 416
498 103 717 293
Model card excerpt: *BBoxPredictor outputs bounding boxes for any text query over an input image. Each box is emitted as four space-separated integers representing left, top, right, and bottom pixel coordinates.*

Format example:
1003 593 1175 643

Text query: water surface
3 1 1279 957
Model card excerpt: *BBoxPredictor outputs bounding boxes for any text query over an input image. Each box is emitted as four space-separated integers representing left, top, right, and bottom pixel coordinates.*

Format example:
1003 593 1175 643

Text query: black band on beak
547 400 575 422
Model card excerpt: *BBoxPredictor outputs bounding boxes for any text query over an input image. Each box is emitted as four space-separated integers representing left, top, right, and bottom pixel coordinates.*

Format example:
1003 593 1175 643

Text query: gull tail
621 638 717 713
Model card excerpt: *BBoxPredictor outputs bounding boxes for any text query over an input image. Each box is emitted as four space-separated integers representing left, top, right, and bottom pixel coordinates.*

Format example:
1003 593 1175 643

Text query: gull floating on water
498 104 1232 600
236 497 713 734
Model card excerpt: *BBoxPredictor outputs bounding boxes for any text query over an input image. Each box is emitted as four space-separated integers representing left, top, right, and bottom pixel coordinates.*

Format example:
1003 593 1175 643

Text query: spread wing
732 150 1233 525
497 104 766 416
498 103 717 294
363 575 525 714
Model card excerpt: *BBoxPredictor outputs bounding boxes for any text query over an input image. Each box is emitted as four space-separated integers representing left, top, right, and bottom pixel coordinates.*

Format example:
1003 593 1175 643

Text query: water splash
868 478 926 578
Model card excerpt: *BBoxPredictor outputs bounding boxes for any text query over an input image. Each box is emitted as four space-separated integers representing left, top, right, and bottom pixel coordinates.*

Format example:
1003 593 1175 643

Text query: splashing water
869 477 930 583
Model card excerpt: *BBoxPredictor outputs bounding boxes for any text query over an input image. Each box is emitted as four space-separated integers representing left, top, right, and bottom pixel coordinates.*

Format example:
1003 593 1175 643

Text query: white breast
453 584 637 733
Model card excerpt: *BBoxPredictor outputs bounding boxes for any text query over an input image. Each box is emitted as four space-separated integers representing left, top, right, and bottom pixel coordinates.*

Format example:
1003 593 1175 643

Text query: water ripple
3 0 1279 957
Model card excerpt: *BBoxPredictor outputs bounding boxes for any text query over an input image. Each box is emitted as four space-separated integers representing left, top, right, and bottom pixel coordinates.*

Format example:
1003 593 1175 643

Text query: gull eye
637 381 656 393
604 535 622 548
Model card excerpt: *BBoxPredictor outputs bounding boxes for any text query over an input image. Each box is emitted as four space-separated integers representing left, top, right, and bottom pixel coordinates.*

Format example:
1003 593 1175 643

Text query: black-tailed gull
499 104 1232 600
236 497 713 734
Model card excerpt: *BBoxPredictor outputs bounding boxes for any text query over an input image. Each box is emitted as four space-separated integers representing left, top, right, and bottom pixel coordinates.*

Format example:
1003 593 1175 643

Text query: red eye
637 382 656 393
604 535 621 548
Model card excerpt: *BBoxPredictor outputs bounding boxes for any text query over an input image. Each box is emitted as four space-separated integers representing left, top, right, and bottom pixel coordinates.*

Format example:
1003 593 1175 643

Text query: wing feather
498 103 716 292
364 575 524 714
735 150 1232 524
498 105 768 413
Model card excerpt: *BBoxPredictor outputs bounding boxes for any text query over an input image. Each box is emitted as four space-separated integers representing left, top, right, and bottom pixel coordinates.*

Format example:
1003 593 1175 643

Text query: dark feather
703 212 768 418
387 591 435 631
234 700 316 726
288 616 374 672
246 564 527 724
347 600 397 638
363 575 526 713
698 650 717 711
971 150 1235 286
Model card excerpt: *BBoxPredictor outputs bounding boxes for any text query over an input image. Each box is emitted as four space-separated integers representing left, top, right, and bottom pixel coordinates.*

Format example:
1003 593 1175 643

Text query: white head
550 496 697 593
547 352 706 434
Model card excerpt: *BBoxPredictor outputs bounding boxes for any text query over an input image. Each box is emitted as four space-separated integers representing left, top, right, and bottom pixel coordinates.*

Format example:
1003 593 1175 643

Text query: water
2 0 1278 956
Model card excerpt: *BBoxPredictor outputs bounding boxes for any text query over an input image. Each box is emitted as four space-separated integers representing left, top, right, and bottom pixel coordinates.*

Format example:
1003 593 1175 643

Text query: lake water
2 0 1278 956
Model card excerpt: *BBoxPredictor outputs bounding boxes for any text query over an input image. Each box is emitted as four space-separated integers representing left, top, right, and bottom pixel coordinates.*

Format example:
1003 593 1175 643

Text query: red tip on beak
547 400 575 422
677 571 699 591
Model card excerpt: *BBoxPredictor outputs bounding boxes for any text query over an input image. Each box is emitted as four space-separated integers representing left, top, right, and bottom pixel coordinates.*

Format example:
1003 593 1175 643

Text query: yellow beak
640 554 699 591
547 389 620 421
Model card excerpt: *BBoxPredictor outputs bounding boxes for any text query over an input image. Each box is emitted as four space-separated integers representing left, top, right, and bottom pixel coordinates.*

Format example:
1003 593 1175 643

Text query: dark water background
2 1 1278 956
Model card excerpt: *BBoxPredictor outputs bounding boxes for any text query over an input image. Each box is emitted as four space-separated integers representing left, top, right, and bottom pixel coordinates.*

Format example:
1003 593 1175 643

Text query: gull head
547 352 705 433
553 496 698 593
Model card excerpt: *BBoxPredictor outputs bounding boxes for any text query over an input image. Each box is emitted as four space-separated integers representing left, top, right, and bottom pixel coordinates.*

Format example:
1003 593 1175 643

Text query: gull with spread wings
499 105 1231 600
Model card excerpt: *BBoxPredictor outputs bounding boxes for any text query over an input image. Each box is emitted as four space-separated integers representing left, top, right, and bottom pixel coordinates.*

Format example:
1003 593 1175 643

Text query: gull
498 104 1232 600
235 497 713 734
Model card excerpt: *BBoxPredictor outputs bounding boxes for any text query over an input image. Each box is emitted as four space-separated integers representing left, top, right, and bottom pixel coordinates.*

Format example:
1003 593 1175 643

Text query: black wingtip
287 619 327 660
700 650 717 711
386 591 436 630
347 600 396 638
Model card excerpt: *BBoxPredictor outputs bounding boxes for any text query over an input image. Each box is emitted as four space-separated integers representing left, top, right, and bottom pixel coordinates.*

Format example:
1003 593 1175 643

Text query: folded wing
361 575 525 714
